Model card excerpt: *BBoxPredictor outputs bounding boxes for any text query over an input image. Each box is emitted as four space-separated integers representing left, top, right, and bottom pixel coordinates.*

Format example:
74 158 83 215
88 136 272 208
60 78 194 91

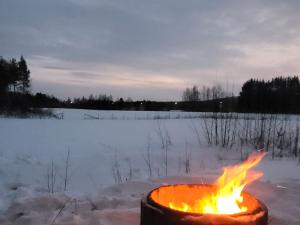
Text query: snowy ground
0 109 299 225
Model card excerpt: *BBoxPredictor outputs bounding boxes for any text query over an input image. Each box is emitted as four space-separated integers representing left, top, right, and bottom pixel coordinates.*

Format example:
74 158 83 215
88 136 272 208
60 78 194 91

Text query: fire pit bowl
141 184 268 225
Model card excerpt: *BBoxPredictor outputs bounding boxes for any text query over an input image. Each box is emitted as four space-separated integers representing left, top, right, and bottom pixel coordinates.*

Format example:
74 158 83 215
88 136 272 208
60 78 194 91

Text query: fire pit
140 151 268 225
141 184 268 225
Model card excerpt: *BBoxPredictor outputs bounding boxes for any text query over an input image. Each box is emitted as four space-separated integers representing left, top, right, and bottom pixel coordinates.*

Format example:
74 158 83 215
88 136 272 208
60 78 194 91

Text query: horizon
1 0 300 101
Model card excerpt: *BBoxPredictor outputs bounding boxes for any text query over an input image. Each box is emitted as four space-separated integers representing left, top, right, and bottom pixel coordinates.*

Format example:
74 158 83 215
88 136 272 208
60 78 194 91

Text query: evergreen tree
239 76 300 113
18 56 30 93
8 58 19 92
0 57 9 93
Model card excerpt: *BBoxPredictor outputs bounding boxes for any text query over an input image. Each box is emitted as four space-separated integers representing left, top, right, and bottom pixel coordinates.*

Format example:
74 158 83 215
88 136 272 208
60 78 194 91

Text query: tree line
1 55 300 114
182 85 233 102
238 76 300 113
183 76 300 113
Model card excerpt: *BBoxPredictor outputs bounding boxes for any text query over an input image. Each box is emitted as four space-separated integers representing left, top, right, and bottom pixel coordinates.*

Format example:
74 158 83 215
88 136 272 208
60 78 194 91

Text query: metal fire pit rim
147 183 268 218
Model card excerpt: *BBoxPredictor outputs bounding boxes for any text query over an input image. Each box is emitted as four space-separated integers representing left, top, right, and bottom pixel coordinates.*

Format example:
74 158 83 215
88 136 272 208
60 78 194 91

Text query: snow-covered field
0 109 299 225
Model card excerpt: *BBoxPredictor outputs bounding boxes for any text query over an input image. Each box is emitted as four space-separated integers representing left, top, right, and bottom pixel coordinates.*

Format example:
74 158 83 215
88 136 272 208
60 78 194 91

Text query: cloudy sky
1 0 300 100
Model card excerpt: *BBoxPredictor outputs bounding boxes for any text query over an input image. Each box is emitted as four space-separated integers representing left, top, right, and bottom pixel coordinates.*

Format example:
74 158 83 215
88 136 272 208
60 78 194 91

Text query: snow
0 108 299 225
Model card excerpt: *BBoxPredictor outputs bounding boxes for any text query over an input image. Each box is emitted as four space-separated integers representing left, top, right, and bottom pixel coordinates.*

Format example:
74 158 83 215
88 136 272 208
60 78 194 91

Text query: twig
50 199 71 225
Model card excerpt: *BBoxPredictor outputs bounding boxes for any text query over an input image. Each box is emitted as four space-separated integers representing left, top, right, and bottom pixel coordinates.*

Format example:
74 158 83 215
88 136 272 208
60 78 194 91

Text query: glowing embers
150 184 259 215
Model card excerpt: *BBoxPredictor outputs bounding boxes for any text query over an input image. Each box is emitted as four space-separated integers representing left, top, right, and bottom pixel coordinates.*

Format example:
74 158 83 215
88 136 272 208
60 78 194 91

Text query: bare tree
125 157 133 181
143 135 152 177
182 85 200 101
47 160 57 194
155 122 172 176
156 122 165 149
164 131 171 176
190 121 201 148
64 148 71 191
184 140 191 174
112 150 122 184
201 113 212 145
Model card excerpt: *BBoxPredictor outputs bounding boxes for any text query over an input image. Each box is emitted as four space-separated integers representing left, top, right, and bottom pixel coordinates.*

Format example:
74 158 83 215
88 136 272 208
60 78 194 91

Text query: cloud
1 0 300 100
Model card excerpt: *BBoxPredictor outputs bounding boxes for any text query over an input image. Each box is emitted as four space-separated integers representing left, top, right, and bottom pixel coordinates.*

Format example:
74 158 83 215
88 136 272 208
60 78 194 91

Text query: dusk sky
1 0 300 100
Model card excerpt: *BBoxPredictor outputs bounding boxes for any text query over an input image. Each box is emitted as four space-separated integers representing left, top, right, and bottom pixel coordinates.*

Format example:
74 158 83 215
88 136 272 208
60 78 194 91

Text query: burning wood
140 151 268 225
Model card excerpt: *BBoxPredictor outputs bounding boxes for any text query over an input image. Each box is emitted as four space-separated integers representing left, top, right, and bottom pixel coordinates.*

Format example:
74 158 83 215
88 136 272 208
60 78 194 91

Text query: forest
239 76 300 113
1 56 300 114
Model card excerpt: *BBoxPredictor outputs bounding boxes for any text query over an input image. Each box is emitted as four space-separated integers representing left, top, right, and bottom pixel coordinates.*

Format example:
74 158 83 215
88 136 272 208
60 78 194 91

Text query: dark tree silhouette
0 57 9 93
0 56 30 95
182 85 200 101
18 56 30 93
239 76 300 113
0 56 33 112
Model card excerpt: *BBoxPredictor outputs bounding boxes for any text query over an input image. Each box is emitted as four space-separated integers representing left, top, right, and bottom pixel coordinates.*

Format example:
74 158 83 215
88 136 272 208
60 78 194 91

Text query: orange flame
169 150 267 214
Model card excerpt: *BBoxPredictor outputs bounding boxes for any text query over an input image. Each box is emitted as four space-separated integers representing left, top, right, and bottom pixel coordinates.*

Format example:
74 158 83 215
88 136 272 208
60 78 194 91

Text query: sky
1 0 300 101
